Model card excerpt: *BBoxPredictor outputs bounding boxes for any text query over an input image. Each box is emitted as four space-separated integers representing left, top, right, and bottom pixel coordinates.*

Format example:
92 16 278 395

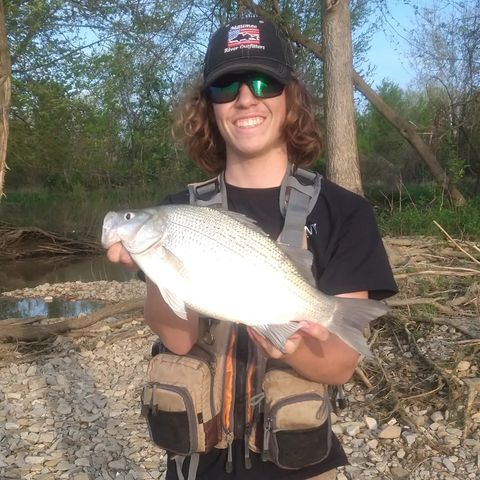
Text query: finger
106 243 137 270
299 322 329 341
247 327 283 359
106 242 123 262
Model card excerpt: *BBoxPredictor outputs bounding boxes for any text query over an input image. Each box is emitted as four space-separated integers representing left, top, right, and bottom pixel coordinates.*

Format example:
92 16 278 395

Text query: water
0 297 105 320
0 255 136 319
0 255 135 293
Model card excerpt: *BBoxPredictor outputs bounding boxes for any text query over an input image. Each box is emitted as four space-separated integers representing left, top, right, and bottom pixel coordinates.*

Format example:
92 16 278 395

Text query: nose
235 83 258 106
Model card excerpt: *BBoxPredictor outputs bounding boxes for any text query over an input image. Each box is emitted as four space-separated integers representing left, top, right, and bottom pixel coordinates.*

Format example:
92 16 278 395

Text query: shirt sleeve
316 197 398 300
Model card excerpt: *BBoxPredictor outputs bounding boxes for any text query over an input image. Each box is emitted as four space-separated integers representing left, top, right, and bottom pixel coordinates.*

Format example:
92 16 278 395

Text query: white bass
101 205 388 356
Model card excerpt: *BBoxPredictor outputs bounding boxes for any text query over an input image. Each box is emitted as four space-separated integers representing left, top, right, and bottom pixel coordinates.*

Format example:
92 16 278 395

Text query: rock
72 474 91 480
364 416 378 430
442 457 456 472
24 456 45 465
402 433 417 446
57 403 72 415
345 422 363 436
378 425 402 439
456 361 471 371
390 466 410 479
332 424 343 435
367 439 378 449
108 459 127 470
431 411 444 422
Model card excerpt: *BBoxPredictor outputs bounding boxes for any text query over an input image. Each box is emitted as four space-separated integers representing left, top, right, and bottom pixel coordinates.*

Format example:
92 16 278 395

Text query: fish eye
124 212 133 220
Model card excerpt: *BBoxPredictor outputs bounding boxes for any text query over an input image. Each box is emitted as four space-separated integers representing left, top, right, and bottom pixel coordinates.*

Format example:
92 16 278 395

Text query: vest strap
172 453 200 480
278 165 322 247
188 173 227 209
188 164 322 249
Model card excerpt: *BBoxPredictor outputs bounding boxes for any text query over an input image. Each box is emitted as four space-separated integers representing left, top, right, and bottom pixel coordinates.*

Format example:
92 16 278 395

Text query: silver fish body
102 205 388 356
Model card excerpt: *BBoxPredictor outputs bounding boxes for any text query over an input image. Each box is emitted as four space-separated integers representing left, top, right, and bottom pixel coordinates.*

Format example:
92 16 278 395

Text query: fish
101 205 388 357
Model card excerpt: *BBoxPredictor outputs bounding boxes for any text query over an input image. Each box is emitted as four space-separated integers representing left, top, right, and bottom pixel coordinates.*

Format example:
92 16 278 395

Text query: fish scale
102 204 389 357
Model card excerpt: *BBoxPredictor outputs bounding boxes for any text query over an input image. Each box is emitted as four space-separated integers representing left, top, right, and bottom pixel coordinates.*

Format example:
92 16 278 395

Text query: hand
247 321 329 359
106 242 138 271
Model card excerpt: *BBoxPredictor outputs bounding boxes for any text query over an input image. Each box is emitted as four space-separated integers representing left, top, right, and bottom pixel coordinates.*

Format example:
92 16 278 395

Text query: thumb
299 321 329 341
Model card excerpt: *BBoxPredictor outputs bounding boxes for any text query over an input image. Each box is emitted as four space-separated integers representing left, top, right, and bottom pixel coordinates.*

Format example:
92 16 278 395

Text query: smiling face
211 76 288 166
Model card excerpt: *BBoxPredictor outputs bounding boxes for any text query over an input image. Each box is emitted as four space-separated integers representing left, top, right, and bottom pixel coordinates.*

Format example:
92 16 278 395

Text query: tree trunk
0 0 11 199
322 0 363 195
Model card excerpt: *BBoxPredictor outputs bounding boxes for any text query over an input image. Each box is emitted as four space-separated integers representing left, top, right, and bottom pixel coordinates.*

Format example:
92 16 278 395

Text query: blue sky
366 1 419 88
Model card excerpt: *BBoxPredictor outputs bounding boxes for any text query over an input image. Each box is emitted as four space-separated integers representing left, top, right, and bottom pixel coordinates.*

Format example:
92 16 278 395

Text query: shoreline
1 280 479 480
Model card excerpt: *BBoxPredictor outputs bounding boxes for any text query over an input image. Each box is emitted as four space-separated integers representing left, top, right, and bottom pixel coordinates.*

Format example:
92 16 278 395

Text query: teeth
236 117 263 128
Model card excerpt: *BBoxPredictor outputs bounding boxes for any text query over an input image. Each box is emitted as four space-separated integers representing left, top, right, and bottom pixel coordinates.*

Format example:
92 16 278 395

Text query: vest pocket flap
152 385 188 412
274 396 328 429
147 353 214 416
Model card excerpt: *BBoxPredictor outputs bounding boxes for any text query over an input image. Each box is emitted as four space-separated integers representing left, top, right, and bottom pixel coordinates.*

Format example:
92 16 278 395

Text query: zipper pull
244 426 252 469
225 431 233 473
262 418 271 462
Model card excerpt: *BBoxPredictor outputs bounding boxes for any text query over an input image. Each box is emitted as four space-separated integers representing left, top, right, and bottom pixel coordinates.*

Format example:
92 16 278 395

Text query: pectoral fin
158 286 188 320
136 244 189 321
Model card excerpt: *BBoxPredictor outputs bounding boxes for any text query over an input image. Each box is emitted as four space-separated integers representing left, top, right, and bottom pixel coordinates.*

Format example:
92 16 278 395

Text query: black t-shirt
161 179 398 480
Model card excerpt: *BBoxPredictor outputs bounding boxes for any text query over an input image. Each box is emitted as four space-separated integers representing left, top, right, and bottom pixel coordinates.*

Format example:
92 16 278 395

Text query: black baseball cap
203 17 295 87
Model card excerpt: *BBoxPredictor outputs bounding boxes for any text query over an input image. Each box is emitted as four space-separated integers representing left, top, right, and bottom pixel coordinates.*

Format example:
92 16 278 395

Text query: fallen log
0 225 102 259
0 298 144 341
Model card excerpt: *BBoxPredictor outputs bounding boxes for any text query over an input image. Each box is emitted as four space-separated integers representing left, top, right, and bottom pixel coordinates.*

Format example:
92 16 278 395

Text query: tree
3 0 209 192
322 0 362 194
0 0 11 198
357 81 432 186
407 0 480 192
238 0 466 204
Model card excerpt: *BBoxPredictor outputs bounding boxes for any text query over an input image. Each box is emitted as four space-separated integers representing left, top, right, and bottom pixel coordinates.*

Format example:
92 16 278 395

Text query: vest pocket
261 368 332 469
141 352 221 455
142 384 197 454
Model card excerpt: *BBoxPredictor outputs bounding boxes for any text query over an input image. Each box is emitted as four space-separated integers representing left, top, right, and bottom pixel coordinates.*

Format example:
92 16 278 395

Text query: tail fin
328 298 389 358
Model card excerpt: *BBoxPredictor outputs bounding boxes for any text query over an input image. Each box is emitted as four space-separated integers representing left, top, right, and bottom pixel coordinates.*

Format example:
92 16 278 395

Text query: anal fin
252 323 302 353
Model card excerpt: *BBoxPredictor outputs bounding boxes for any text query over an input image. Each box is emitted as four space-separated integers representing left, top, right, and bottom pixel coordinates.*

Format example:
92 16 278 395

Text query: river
0 255 136 320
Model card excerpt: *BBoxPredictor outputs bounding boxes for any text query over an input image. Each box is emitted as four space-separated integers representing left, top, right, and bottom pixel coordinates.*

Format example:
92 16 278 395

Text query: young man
107 16 397 480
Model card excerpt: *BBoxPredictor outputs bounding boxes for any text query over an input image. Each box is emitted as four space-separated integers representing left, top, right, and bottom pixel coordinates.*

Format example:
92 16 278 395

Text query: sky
366 1 420 89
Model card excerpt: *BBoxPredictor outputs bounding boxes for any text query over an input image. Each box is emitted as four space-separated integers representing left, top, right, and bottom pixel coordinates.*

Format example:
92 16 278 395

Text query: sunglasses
206 73 285 104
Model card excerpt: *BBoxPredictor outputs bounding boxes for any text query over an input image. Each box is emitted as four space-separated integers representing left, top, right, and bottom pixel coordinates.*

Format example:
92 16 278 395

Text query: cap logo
225 23 265 53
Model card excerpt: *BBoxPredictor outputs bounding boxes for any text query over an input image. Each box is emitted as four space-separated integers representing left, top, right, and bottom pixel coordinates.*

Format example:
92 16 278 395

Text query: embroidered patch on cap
227 24 260 48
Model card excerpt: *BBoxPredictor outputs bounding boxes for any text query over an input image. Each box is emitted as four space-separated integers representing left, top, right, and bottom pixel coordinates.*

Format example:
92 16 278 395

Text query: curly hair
172 76 323 174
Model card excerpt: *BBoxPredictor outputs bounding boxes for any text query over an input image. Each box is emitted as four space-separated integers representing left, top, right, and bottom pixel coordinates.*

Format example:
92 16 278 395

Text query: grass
0 186 167 240
366 184 480 240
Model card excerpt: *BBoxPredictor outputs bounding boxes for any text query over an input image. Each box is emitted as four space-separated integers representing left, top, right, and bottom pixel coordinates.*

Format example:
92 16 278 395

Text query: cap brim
204 60 292 87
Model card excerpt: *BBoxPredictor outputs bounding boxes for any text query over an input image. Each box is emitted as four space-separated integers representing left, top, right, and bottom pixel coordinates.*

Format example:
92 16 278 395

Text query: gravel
1 280 479 480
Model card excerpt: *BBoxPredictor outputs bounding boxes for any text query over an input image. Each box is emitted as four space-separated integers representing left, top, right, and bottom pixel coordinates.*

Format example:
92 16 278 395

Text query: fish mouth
120 235 164 256
101 213 121 249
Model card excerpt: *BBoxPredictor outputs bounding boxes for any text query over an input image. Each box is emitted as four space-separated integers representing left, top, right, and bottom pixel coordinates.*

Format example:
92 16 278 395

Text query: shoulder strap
188 164 322 248
188 173 227 208
278 165 322 248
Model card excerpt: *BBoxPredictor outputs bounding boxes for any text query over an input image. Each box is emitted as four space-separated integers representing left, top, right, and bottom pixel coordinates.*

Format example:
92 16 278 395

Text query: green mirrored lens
208 80 241 103
207 73 284 103
250 78 269 97
247 74 283 98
